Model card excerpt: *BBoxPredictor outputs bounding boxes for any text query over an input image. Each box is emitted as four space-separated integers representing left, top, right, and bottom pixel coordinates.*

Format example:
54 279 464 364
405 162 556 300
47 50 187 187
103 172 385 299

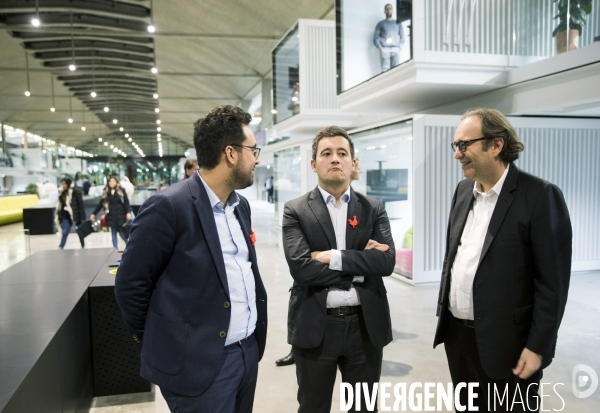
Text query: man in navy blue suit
115 105 267 413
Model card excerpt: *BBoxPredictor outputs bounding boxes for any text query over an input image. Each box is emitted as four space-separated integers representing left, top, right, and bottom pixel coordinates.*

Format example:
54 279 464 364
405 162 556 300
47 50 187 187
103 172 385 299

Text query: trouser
161 334 259 413
444 313 542 412
110 226 127 250
59 217 85 248
380 47 400 72
293 313 383 413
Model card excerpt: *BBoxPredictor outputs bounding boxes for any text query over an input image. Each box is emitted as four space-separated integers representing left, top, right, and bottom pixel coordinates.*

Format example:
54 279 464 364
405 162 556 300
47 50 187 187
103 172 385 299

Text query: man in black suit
283 126 395 413
115 105 267 413
433 109 572 412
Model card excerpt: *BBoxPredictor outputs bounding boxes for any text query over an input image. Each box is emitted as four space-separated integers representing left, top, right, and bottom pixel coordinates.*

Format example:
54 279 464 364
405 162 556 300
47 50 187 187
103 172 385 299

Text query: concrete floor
1 199 598 412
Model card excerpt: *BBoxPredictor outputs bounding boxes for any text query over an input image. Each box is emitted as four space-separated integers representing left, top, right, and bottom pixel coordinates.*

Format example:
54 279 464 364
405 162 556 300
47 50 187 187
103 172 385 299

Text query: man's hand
364 239 389 252
90 214 96 221
126 213 131 221
311 250 331 264
512 348 542 379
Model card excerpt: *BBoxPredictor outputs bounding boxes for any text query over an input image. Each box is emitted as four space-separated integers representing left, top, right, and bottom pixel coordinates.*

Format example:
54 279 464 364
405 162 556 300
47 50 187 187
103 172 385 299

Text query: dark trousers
293 313 383 413
161 334 259 413
444 313 542 412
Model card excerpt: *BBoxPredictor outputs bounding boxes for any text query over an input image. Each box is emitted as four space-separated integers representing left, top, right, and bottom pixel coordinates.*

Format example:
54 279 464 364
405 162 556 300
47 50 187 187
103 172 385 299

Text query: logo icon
572 364 598 398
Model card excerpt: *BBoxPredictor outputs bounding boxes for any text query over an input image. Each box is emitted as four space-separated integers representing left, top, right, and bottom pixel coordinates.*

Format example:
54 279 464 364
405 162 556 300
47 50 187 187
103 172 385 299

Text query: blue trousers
59 218 85 249
110 226 127 250
161 334 259 413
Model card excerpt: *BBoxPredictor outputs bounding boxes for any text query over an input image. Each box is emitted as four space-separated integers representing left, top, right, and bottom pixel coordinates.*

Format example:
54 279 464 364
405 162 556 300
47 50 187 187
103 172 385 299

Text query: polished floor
1 200 599 412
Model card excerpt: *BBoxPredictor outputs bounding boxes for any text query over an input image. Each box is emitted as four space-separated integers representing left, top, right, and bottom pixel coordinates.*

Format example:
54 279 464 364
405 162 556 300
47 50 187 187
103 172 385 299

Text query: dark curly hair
311 126 355 161
193 106 252 170
462 108 524 164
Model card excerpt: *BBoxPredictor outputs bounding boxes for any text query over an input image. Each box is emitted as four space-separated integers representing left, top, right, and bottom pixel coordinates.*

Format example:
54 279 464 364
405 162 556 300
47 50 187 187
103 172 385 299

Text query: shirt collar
318 185 351 206
473 164 510 197
198 172 239 210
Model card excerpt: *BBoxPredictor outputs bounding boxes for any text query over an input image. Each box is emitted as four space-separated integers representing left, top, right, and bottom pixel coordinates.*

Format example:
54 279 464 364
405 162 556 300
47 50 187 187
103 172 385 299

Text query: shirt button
224 301 230 308
219 331 227 338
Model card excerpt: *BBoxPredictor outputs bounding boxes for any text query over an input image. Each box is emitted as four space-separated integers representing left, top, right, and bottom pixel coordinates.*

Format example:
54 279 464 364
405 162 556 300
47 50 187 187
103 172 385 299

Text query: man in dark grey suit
433 109 572 412
282 126 396 413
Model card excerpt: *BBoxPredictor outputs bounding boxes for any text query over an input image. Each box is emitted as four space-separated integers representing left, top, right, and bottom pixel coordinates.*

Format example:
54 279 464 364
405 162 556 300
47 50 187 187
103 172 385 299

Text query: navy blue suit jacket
115 172 267 396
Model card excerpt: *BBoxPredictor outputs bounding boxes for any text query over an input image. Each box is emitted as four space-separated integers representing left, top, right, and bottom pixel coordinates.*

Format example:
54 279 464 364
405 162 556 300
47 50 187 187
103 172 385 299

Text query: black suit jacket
283 187 395 350
115 173 268 396
433 164 572 379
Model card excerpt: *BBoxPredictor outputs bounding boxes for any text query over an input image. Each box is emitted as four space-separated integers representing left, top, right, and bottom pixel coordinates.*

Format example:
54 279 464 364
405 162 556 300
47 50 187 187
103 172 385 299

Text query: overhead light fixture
25 52 31 96
91 50 97 98
98 137 102 142
68 118 73 123
50 75 56 112
119 127 124 132
125 133 129 138
156 120 161 124
81 126 86 131
157 137 161 142
110 145 114 149
32 18 40 27
155 108 160 113
104 107 109 112
153 93 159 99
104 142 108 146
112 119 118 124
128 138 132 142
271 109 277 114
157 127 161 131
148 25 156 33
32 0 41 27
91 91 97 98
157 133 161 138
68 95 73 123
151 67 158 74
69 64 76 71
69 9 76 71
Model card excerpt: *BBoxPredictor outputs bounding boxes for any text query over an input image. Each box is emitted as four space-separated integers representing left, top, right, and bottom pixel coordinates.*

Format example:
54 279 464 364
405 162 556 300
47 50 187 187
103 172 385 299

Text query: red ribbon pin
348 216 358 229
249 231 256 246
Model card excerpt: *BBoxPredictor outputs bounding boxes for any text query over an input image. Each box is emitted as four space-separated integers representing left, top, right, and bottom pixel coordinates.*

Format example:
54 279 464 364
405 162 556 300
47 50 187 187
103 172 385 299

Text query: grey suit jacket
282 186 395 349
433 164 572 379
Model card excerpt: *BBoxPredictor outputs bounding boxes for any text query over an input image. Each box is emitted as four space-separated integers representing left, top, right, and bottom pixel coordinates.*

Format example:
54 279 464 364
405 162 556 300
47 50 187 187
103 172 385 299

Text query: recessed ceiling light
50 107 56 112
104 142 108 146
98 137 102 142
155 108 160 113
119 127 124 131
81 126 86 131
157 133 161 138
125 133 129 138
69 64 76 71
68 118 73 123
104 107 109 112
148 25 156 33
31 18 41 27
157 127 161 131
153 93 159 99
24 91 31 97
156 120 161 124
157 137 161 142
128 138 132 142
110 145 114 149
112 119 118 124
90 91 97 98
151 67 158 74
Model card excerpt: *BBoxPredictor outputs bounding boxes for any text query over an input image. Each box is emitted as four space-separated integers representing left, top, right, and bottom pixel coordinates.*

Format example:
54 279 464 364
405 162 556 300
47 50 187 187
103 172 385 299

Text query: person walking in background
265 175 274 203
82 177 91 195
433 108 572 411
90 176 131 251
56 177 86 249
183 158 199 179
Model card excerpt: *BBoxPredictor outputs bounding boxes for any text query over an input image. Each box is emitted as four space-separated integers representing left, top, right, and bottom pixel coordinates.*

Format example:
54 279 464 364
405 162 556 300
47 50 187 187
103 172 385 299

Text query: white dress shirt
199 174 257 345
317 186 364 308
449 165 510 320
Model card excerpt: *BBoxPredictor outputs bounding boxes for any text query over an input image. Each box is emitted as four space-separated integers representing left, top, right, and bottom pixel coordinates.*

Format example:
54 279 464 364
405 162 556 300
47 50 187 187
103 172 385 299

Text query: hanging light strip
50 74 56 112
24 52 31 96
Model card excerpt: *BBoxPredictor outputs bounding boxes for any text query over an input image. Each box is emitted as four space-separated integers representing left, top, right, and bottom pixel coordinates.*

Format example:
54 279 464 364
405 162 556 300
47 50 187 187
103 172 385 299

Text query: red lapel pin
348 216 358 229
249 231 256 246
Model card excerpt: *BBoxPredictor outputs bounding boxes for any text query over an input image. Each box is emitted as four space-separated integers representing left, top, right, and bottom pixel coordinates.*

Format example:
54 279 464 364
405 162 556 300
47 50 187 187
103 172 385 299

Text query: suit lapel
346 189 362 249
478 164 517 266
189 173 229 295
308 187 337 249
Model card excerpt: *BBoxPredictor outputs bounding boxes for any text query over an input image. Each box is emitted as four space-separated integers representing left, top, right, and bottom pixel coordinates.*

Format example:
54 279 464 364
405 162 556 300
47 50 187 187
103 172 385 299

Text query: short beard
230 161 254 190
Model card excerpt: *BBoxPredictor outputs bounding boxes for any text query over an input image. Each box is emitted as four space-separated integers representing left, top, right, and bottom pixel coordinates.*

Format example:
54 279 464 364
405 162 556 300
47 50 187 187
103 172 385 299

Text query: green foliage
25 183 39 197
553 0 593 36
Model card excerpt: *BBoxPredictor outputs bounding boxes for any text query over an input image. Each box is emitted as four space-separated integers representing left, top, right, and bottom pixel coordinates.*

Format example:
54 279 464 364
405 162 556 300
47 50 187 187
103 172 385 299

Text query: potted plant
25 183 39 197
553 0 593 53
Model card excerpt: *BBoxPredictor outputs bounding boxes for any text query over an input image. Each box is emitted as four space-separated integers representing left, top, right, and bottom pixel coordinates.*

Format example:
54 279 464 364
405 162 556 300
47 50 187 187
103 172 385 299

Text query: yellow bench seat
0 194 40 225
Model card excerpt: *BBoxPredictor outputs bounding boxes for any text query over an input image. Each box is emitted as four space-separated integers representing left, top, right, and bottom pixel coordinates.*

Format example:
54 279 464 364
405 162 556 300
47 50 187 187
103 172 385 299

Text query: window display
337 0 412 92
272 25 300 124
351 120 413 278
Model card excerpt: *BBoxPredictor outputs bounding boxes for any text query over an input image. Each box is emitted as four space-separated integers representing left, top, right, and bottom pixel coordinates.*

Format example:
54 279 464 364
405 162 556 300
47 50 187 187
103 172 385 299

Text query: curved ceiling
0 0 334 158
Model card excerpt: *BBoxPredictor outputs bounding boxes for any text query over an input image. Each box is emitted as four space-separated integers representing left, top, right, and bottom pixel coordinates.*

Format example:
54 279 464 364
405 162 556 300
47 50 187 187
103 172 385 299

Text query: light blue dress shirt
199 174 257 345
317 185 364 308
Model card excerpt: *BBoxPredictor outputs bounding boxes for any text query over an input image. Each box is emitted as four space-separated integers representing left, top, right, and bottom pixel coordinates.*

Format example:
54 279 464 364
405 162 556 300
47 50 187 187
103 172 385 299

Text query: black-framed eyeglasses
450 137 488 153
230 144 261 159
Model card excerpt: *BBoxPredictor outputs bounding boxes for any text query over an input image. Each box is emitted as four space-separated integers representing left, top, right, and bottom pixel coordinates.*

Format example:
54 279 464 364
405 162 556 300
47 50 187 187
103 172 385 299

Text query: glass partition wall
351 120 413 279
337 0 413 92
274 146 302 227
272 25 300 124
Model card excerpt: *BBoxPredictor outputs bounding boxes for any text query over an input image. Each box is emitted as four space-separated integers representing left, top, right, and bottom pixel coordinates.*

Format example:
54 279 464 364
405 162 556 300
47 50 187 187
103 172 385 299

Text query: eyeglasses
231 144 261 159
450 137 488 153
